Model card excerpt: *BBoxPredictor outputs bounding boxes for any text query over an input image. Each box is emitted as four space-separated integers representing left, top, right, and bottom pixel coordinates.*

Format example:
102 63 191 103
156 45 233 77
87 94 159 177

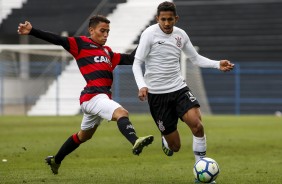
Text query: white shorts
80 94 121 130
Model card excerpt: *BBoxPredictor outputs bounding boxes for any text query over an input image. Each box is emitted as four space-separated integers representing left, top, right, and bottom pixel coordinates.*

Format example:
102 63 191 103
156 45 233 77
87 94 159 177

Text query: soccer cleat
162 137 174 156
132 135 154 155
45 156 60 175
194 179 216 183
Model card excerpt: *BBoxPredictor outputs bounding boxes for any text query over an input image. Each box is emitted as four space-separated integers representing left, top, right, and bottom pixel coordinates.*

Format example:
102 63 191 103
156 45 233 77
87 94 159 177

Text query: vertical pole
0 0 2 19
24 96 27 116
235 63 240 115
0 70 3 115
113 66 120 102
56 61 60 116
19 36 30 79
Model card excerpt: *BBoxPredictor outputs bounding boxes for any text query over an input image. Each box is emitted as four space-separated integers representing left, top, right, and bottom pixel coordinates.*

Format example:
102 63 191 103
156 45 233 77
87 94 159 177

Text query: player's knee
120 108 129 117
79 134 92 142
113 107 129 120
78 131 93 142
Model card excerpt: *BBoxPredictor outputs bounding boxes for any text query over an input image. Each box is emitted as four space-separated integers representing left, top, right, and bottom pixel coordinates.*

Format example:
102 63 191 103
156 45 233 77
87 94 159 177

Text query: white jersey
133 24 220 94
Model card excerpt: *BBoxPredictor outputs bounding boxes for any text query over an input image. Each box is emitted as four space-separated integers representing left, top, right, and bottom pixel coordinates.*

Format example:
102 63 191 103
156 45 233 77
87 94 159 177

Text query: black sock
54 133 82 164
117 117 138 145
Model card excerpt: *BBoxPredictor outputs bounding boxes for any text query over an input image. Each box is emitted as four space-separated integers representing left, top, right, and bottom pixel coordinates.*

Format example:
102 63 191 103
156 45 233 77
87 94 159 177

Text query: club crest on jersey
93 56 111 66
157 120 165 132
175 36 182 47
186 91 197 102
103 48 110 56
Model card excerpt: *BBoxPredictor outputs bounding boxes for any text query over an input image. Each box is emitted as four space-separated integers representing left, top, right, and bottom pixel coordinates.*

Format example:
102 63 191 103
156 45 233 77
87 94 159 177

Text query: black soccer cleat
162 136 174 156
132 135 154 155
45 156 60 175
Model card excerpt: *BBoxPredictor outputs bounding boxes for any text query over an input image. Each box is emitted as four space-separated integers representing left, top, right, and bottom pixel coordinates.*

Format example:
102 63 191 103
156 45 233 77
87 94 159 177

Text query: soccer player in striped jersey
132 2 234 183
17 15 154 175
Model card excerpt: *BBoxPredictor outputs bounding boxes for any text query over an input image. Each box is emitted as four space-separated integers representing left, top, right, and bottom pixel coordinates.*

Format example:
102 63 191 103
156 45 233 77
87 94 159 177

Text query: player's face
156 11 178 34
88 22 110 45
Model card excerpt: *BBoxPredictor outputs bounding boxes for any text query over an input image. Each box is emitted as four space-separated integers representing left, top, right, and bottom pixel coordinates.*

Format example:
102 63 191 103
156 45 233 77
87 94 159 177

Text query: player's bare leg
182 107 207 162
182 107 210 183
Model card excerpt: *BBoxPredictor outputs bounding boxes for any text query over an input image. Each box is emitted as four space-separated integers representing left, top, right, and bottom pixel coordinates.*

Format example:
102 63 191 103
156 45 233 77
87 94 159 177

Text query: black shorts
148 86 200 135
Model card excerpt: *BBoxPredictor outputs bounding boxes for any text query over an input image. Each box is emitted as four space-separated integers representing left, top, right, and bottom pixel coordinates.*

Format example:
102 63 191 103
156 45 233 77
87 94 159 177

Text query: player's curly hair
157 1 177 16
89 15 110 28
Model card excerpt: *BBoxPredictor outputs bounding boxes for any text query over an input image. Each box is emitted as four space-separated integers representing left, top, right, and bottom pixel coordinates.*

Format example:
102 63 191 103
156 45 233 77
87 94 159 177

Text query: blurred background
0 0 281 116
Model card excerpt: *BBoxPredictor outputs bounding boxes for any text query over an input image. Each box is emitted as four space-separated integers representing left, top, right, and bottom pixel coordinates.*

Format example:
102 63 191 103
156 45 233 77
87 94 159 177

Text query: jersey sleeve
67 37 80 57
111 53 121 68
132 30 152 89
134 29 152 61
181 31 198 59
132 57 147 89
182 31 220 69
118 47 137 65
29 28 70 51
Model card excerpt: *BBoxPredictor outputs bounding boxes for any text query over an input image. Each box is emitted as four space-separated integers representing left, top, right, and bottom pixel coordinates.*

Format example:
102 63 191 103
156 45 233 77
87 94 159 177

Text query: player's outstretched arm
17 21 70 50
219 60 235 72
17 21 32 35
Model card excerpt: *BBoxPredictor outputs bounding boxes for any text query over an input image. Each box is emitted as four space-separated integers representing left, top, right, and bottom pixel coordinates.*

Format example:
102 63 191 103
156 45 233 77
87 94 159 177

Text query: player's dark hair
89 15 110 28
157 1 177 16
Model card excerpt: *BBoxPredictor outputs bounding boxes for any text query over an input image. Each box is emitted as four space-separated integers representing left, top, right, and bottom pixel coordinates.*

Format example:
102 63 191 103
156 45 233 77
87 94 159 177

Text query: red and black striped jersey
29 28 135 104
68 36 121 104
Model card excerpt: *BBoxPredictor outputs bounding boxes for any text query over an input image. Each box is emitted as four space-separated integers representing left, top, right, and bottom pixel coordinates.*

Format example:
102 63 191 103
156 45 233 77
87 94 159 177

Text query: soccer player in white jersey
132 1 234 183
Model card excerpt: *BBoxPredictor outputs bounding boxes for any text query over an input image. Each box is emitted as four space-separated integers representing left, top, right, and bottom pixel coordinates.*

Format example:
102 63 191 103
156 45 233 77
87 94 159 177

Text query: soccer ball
193 157 220 183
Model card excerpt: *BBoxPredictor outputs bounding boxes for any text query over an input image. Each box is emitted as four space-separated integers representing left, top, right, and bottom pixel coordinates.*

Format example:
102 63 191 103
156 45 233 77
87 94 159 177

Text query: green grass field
0 115 281 184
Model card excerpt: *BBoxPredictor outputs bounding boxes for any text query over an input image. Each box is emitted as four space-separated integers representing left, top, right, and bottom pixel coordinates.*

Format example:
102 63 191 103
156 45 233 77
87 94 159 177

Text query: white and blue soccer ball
193 157 220 183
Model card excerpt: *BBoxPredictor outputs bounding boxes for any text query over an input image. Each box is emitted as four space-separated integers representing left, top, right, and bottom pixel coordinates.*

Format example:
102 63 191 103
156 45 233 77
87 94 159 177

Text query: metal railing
1 61 282 115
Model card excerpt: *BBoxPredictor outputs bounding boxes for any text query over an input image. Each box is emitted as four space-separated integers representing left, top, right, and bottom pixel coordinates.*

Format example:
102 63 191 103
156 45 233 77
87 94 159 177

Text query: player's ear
155 15 159 23
175 15 179 23
88 27 93 34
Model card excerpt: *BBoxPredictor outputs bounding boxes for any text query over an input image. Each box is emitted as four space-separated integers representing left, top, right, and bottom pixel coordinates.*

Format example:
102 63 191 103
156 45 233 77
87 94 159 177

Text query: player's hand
219 60 234 72
17 21 32 35
138 87 148 101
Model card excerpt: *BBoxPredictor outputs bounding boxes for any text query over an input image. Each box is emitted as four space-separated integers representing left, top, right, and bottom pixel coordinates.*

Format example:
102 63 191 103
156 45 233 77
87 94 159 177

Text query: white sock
162 136 171 150
193 135 207 162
